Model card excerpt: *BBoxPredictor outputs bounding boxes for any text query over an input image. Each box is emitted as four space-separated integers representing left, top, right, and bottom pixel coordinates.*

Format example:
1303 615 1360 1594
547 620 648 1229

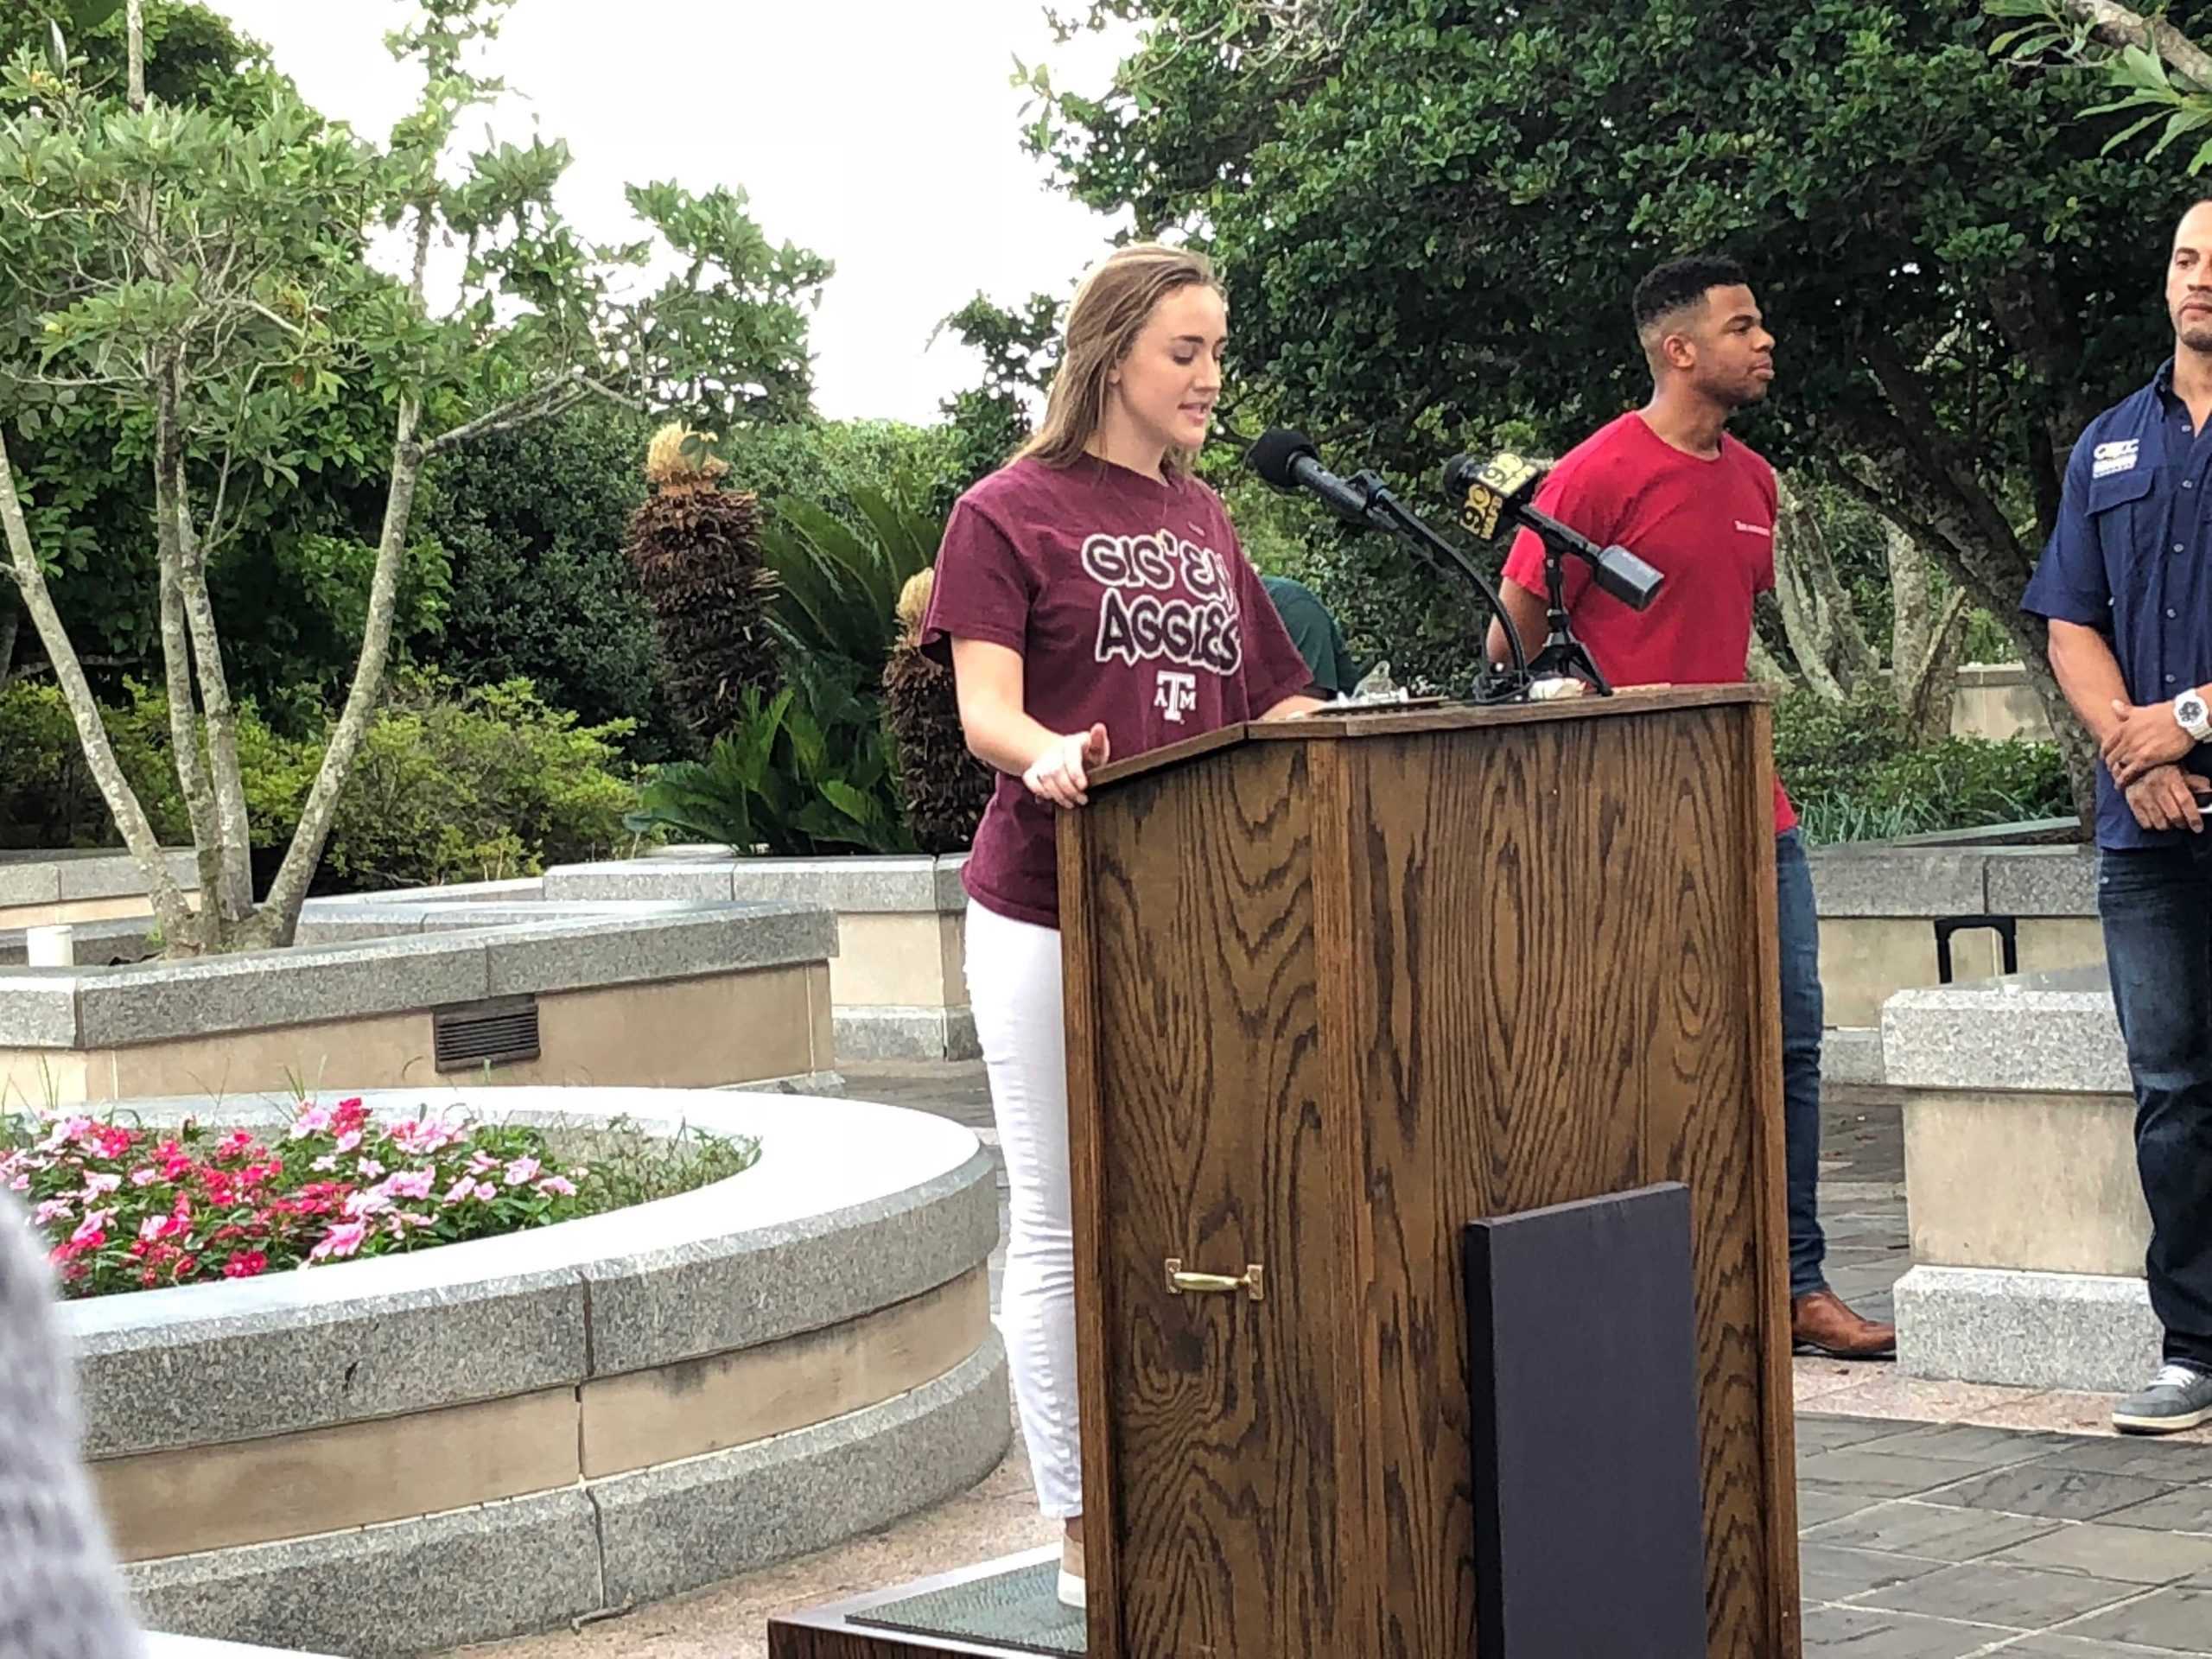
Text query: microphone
1249 429 1377 523
1441 451 1664 612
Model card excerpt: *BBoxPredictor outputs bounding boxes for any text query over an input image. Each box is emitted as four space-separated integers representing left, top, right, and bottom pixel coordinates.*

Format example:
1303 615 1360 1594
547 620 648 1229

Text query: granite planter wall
0 847 200 932
69 1086 1008 1657
1809 830 2099 1085
1881 967 2158 1393
0 900 839 1105
544 851 976 1063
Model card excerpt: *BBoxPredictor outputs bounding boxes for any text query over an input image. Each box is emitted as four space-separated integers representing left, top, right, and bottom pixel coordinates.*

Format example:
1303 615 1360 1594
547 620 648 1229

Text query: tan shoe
1057 1530 1085 1609
1792 1289 1895 1360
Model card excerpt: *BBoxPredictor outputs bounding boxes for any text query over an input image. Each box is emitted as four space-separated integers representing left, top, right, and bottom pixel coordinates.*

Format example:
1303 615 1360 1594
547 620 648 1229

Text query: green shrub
1776 684 2070 845
626 662 912 856
314 676 640 888
0 675 639 891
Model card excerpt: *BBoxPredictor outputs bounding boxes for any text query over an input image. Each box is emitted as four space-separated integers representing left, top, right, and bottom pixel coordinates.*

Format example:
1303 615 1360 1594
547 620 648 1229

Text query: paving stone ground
446 1067 2212 1659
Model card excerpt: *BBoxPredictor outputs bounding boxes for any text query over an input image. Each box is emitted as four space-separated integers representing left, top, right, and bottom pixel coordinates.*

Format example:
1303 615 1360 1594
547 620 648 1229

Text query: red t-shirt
1502 412 1796 834
922 454 1318 929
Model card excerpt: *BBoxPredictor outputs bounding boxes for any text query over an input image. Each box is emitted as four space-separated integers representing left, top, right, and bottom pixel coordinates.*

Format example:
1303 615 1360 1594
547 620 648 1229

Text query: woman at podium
920 243 1323 1610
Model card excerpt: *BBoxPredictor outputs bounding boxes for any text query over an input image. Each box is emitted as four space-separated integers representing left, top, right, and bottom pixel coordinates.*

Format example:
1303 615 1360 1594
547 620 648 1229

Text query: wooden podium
1057 688 1799 1659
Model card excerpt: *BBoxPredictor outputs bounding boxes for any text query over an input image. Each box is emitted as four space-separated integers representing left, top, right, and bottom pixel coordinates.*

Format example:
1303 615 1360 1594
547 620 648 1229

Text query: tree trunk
1886 522 1974 747
0 435 195 941
153 366 223 950
248 407 423 947
1772 477 1878 702
168 435 257 927
1747 631 1796 689
249 204 439 950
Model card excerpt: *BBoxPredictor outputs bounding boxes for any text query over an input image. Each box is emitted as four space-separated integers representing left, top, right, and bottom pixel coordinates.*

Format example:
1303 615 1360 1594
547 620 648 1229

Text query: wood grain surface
1058 690 1797 1659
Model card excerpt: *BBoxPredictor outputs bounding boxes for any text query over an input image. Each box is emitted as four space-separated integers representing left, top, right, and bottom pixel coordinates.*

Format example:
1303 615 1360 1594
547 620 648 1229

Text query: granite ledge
0 848 200 909
545 853 972 915
126 1487 602 1658
485 902 836 997
591 1332 1011 1611
1881 967 2128 1094
6 904 836 1049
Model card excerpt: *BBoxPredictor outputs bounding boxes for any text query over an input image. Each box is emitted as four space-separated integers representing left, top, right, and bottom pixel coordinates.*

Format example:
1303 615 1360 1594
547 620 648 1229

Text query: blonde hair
1019 243 1223 477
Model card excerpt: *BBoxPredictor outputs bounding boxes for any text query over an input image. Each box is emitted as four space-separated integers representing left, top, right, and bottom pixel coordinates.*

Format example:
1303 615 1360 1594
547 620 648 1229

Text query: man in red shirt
1484 256 1894 1360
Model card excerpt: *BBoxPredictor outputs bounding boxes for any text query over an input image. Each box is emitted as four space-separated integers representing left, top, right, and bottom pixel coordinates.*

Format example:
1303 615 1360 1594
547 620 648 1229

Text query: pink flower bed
1 1096 596 1298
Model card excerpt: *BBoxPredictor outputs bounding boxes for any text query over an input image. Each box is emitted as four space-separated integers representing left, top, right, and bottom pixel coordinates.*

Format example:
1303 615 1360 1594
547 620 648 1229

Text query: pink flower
356 1158 385 1182
386 1168 435 1201
442 1175 476 1205
390 1116 461 1156
308 1220 368 1261
6 1173 25 1192
129 1166 161 1187
474 1181 496 1202
502 1156 540 1187
343 1186 393 1219
535 1175 577 1199
467 1150 500 1176
31 1198 73 1225
80 1170 121 1197
71 1209 111 1246
334 1129 363 1154
310 1154 339 1173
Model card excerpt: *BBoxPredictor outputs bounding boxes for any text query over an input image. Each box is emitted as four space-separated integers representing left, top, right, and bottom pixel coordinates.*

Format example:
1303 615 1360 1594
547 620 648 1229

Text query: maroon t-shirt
1501 412 1796 834
922 454 1317 929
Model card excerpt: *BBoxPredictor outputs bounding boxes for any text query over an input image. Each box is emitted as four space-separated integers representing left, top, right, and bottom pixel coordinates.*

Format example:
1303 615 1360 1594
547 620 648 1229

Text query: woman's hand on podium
1024 724 1111 808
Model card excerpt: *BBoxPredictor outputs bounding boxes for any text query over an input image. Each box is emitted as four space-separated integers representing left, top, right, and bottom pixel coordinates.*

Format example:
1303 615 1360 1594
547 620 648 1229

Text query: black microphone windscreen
1249 429 1318 490
1440 453 1481 499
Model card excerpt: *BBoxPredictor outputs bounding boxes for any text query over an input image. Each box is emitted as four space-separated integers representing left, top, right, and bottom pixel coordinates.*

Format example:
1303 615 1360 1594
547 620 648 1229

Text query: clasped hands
2105 697 2208 832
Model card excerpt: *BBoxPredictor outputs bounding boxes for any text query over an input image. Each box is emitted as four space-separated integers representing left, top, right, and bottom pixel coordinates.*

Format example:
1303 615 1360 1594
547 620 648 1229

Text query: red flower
222 1250 268 1279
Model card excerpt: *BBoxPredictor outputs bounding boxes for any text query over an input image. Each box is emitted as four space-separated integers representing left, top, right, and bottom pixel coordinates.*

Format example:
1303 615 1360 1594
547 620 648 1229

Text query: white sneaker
1056 1531 1085 1609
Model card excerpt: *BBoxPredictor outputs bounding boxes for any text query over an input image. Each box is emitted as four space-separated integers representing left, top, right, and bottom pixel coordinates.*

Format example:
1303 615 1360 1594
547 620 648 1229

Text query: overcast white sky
208 1 1141 424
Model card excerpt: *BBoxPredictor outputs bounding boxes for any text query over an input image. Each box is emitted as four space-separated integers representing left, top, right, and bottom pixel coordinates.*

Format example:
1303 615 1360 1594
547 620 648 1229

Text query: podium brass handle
1165 1258 1265 1301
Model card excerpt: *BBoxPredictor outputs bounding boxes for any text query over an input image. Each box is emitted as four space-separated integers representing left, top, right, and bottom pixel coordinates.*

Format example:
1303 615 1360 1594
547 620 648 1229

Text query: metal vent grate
433 994 541 1073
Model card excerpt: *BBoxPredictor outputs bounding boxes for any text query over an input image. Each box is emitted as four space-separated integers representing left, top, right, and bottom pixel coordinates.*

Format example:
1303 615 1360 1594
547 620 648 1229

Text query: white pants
963 899 1084 1518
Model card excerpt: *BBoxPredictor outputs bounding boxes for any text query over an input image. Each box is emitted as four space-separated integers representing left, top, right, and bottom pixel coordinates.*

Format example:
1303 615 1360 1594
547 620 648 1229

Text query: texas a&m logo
1154 670 1198 722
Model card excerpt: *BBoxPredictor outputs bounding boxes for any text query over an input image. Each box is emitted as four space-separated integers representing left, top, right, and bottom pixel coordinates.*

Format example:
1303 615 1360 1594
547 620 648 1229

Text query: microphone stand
1526 529 1613 696
1338 470 1531 702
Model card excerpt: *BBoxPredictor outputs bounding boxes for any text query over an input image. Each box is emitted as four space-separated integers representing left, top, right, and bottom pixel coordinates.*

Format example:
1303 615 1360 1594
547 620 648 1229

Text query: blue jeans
1777 830 1827 1300
2098 843 2212 1373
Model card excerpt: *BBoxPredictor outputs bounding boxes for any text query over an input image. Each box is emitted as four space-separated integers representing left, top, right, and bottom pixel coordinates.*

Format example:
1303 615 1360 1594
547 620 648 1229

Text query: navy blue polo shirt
2024 359 2212 849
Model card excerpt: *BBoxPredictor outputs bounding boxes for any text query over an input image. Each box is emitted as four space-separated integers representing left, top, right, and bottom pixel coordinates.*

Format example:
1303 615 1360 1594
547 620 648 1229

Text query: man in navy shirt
2027 197 2212 1433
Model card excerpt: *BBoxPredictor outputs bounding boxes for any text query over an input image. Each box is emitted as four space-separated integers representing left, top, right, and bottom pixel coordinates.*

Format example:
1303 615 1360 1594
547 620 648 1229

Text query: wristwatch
2176 690 2212 744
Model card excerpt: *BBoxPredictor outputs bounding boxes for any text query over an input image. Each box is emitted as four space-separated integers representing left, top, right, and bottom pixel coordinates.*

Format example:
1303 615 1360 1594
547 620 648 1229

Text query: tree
0 0 827 951
1028 0 2212 820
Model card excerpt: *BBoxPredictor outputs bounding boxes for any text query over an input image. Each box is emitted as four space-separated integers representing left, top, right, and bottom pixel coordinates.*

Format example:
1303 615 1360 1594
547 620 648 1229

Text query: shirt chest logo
2094 439 2141 479
1154 670 1198 722
1734 519 1772 537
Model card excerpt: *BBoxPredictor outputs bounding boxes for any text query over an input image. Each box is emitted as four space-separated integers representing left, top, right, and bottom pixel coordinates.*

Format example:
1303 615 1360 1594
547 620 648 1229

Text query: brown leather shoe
1792 1289 1896 1360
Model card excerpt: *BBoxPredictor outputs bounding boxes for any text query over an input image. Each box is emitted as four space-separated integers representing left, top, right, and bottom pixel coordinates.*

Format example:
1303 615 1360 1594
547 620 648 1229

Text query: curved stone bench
63 1087 1007 1657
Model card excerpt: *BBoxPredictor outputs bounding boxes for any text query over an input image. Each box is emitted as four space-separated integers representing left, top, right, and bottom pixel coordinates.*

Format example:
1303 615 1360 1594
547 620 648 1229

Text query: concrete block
1896 1264 2160 1395
1882 967 2130 1095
